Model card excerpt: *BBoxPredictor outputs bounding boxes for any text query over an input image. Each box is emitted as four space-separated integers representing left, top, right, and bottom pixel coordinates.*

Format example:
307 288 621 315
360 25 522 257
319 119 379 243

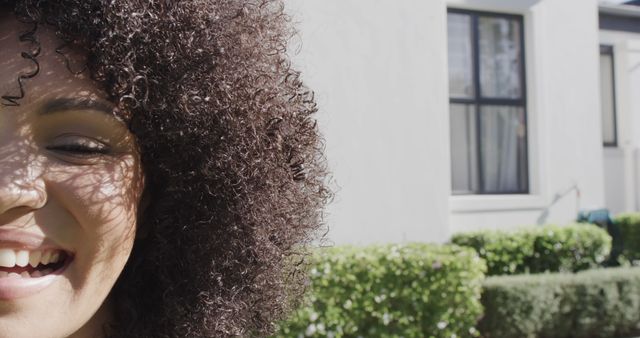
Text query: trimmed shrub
274 244 486 338
614 213 640 262
479 267 640 338
451 224 611 276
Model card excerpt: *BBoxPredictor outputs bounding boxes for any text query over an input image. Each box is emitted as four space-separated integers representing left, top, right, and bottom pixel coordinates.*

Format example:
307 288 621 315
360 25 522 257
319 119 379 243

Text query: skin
0 13 143 338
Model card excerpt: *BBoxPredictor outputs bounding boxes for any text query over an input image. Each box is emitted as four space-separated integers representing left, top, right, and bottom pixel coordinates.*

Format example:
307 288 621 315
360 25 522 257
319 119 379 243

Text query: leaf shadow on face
0 16 149 294
0 119 144 287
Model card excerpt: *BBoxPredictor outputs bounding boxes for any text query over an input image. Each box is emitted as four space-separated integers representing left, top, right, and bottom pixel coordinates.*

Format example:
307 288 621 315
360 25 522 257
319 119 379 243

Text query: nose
0 154 47 215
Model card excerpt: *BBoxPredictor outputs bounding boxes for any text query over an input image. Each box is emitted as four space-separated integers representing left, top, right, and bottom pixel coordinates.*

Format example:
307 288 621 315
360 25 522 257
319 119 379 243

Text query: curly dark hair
0 1 330 337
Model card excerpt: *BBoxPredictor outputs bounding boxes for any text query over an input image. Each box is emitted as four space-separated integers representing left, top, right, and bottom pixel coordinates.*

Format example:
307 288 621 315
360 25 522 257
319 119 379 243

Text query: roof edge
600 3 640 18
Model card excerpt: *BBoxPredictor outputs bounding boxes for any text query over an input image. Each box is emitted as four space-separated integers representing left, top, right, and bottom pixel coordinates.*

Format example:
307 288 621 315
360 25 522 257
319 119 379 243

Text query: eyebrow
39 98 115 116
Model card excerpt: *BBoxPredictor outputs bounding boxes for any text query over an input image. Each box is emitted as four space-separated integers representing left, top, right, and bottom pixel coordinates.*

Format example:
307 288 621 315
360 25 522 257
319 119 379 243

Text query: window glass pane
447 10 528 195
600 49 616 146
447 13 474 99
479 106 528 193
478 16 522 99
450 104 479 194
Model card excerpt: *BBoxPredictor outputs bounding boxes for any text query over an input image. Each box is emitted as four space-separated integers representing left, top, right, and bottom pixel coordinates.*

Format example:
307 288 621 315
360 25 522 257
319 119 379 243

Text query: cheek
45 156 142 255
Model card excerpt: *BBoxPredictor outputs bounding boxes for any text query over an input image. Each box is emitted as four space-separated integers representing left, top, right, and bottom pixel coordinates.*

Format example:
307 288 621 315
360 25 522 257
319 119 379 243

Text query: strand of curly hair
0 1 330 337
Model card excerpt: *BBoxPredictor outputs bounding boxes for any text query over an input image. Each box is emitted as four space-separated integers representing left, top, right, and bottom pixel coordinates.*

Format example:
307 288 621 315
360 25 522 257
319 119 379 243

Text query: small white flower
437 321 448 330
305 324 317 336
382 313 391 325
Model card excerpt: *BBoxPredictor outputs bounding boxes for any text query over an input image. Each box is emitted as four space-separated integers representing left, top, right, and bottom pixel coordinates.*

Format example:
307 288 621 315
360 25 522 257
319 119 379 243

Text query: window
447 9 528 195
599 45 617 147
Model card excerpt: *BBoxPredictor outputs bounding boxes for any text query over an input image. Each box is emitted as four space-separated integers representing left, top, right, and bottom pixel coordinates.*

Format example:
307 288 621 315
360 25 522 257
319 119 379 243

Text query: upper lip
0 229 67 252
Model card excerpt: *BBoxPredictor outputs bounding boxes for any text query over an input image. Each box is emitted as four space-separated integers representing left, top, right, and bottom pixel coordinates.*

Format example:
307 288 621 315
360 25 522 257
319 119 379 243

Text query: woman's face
0 14 143 338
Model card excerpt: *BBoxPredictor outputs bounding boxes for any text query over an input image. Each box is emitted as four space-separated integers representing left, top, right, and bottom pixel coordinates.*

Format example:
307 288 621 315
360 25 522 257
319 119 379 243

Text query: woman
0 1 329 337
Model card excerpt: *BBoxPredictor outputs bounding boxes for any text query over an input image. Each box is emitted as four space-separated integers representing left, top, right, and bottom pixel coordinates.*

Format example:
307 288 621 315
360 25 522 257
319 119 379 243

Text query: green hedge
479 267 640 338
274 244 486 338
451 224 611 276
614 213 640 262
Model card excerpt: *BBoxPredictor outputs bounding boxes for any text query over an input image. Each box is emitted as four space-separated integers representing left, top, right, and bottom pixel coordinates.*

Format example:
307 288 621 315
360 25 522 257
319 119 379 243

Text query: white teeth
15 250 29 267
0 250 63 268
40 251 52 265
50 252 60 264
0 249 65 277
0 249 16 268
29 251 42 268
0 269 51 278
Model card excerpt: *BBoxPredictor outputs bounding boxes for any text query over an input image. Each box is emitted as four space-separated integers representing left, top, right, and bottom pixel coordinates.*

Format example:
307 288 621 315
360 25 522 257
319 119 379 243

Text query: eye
46 134 111 157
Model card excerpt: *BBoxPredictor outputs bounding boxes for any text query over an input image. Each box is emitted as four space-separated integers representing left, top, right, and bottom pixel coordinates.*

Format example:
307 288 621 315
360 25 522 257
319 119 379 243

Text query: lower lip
0 257 73 300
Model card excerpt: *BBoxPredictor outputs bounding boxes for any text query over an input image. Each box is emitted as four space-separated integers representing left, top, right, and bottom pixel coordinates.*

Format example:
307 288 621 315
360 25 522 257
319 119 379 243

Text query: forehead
0 13 109 108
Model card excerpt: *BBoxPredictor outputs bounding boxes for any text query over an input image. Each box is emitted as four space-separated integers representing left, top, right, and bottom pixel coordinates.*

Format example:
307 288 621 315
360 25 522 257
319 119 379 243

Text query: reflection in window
447 9 528 194
478 17 522 99
448 13 474 99
600 45 617 147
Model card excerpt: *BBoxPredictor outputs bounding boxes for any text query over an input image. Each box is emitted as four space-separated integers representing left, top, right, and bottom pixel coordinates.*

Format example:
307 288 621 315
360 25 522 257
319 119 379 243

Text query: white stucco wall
286 0 606 244
286 1 451 244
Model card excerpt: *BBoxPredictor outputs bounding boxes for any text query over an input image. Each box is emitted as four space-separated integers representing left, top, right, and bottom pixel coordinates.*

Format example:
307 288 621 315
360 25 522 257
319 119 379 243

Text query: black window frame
600 44 618 148
448 8 530 195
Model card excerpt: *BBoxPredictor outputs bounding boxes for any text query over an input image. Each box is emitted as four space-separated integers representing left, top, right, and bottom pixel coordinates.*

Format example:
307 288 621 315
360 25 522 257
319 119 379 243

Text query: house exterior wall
599 29 640 214
449 0 605 233
286 0 606 244
286 0 452 245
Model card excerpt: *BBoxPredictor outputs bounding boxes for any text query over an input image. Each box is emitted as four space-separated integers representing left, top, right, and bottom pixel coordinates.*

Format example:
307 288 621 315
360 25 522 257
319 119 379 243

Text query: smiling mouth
0 249 71 278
